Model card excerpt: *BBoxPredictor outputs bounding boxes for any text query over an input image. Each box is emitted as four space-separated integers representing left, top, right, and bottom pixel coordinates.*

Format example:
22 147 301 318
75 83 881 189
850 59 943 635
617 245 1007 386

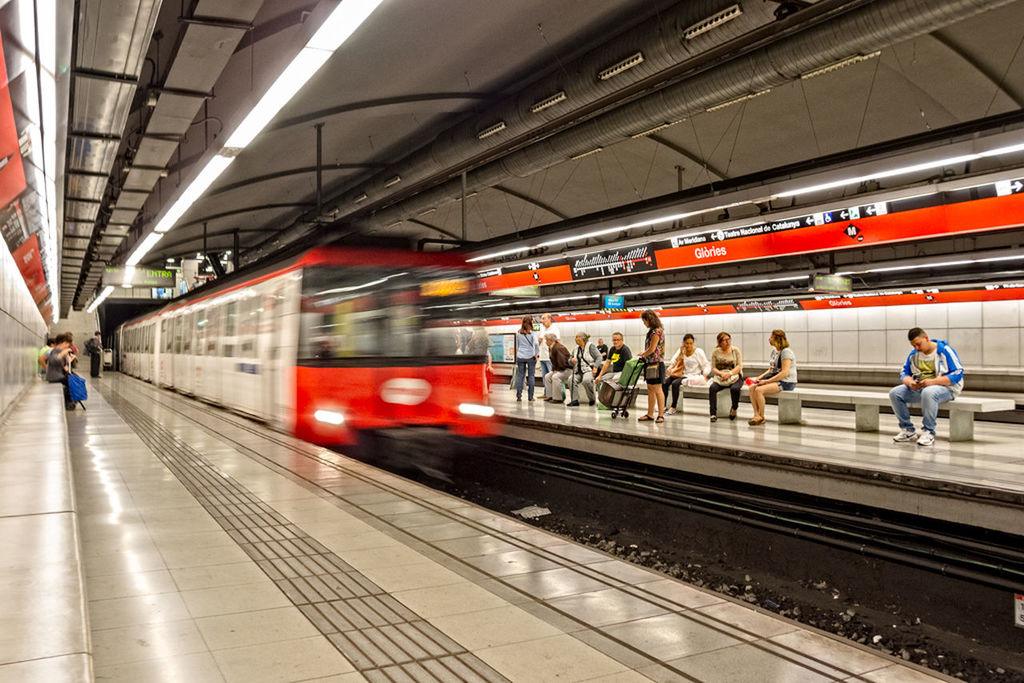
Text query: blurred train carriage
117 246 497 446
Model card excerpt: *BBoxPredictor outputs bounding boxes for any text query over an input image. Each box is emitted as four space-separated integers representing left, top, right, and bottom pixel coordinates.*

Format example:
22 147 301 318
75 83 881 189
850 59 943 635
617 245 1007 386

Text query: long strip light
835 253 1024 276
124 0 384 268
467 140 1024 265
87 286 115 313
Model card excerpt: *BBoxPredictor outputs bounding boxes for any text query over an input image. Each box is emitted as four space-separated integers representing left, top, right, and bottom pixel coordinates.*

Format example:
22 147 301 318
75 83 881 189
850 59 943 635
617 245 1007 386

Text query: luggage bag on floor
68 373 88 407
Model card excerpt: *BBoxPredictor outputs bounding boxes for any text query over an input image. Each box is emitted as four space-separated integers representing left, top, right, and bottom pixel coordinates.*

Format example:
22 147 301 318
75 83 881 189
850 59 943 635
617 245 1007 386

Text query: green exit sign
812 274 852 293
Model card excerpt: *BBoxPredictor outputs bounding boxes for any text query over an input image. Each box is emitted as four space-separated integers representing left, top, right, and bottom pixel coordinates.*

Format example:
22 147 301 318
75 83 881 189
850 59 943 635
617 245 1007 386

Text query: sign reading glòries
102 266 175 288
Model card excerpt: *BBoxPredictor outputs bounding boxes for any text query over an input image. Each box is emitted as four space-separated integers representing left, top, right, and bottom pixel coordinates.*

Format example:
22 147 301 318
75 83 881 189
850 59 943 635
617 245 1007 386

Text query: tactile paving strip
103 389 509 683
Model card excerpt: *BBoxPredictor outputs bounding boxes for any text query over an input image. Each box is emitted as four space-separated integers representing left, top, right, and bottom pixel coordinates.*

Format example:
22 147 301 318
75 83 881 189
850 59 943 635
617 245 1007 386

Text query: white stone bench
768 388 1013 441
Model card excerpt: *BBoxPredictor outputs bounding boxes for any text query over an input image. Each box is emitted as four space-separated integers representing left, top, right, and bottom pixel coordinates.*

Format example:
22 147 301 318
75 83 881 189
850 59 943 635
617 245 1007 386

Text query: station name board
103 266 175 288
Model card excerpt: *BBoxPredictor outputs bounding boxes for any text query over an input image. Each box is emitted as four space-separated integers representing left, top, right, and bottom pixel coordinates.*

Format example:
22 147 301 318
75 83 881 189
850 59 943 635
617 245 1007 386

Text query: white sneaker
892 429 918 442
916 432 935 447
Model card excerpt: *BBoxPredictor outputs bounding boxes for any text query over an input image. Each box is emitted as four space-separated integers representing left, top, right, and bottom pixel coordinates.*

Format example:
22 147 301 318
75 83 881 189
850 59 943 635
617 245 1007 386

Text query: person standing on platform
708 331 744 422
86 331 103 378
596 338 608 361
514 316 539 402
748 329 797 426
536 313 560 399
543 334 572 403
637 310 667 423
890 327 964 447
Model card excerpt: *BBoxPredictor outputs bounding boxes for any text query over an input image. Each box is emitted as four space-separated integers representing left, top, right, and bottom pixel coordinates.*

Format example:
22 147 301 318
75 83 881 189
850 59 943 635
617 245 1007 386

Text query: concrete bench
0 384 91 679
768 387 1013 441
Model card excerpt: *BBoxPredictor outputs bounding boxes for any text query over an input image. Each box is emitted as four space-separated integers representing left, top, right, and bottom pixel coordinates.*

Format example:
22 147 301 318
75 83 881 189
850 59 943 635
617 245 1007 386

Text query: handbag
644 361 664 383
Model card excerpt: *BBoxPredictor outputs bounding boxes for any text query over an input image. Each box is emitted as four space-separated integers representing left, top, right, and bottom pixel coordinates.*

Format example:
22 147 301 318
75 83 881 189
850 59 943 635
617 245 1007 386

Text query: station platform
1 374 954 682
490 388 1024 536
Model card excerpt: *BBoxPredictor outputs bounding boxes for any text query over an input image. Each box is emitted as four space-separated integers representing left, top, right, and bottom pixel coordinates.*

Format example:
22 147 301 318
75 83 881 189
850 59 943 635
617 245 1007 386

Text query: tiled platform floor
490 388 1024 496
61 374 949 682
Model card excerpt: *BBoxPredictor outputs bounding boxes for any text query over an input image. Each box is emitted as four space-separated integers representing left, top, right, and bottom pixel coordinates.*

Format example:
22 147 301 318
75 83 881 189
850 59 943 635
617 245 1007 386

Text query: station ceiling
28 0 1024 314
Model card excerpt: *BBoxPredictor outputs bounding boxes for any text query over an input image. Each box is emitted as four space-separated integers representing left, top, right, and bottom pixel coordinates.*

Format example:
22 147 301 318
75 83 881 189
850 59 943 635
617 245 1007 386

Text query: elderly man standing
543 334 573 404
536 313 560 399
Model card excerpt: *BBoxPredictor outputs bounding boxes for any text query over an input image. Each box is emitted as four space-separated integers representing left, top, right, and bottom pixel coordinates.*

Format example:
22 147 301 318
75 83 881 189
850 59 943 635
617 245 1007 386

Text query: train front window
298 265 480 360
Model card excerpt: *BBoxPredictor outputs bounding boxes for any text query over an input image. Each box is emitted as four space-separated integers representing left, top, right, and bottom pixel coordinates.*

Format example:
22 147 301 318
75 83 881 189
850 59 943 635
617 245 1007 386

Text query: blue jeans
889 384 954 435
516 358 537 399
539 360 552 386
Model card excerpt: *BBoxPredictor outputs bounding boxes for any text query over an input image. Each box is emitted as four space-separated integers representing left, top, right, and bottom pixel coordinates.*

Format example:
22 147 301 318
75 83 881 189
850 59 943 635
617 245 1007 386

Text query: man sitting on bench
890 327 965 447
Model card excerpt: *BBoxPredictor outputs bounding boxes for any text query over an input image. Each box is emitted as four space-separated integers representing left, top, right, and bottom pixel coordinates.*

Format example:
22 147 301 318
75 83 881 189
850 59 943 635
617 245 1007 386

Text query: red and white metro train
117 246 497 445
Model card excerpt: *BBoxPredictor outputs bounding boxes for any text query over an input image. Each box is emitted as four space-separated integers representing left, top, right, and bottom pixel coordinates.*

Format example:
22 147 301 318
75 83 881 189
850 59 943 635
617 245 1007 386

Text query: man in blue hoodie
890 327 965 447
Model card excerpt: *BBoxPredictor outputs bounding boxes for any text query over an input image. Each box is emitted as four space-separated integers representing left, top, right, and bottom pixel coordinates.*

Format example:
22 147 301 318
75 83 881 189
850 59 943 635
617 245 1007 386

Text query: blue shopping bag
68 373 88 403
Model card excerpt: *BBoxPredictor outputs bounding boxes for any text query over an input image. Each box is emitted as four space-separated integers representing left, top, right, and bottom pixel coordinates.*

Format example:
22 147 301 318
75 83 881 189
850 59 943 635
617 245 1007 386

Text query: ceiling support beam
407 218 462 242
929 32 1024 108
646 134 727 181
493 184 569 220
272 93 493 132
207 164 385 196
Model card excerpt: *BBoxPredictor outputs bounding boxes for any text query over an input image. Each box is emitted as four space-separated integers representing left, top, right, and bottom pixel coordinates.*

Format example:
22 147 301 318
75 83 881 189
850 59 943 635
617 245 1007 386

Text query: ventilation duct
249 0 1015 264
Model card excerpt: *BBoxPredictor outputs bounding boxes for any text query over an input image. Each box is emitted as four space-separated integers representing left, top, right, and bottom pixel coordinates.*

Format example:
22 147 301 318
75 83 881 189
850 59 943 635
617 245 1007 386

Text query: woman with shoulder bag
709 331 744 422
514 316 540 402
637 310 667 423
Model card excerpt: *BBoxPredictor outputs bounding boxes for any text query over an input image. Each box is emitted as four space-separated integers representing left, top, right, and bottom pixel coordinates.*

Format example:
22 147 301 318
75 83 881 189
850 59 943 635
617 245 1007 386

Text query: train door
236 294 260 416
146 323 155 381
182 311 196 394
205 304 222 405
261 285 285 424
221 300 240 410
194 308 206 397
158 318 171 387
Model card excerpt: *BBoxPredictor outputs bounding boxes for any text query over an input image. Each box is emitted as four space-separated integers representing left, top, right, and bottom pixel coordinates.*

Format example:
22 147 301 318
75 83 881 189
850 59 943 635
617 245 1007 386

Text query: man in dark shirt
594 332 632 387
596 338 608 360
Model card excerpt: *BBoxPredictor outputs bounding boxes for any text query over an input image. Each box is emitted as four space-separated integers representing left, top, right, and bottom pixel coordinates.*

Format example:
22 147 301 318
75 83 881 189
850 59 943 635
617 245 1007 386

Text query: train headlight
314 409 346 425
458 403 495 418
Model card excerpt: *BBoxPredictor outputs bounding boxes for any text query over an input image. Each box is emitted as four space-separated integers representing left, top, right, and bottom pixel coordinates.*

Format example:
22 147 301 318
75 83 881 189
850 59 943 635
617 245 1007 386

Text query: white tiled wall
1 244 49 419
489 299 1024 369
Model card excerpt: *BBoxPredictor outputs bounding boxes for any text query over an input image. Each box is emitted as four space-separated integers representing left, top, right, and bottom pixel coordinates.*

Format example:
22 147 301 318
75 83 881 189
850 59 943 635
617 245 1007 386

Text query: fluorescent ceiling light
773 141 1024 199
598 52 644 80
126 233 163 266
836 253 1024 275
124 0 384 266
224 48 332 148
530 91 567 113
570 147 603 161
87 286 115 313
706 89 770 113
154 155 235 233
801 51 881 80
307 0 383 50
477 121 507 140
684 5 742 40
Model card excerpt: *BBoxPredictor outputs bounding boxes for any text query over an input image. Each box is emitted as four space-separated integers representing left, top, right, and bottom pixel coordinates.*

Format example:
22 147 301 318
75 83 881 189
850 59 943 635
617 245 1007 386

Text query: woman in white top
662 334 710 415
748 329 798 425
